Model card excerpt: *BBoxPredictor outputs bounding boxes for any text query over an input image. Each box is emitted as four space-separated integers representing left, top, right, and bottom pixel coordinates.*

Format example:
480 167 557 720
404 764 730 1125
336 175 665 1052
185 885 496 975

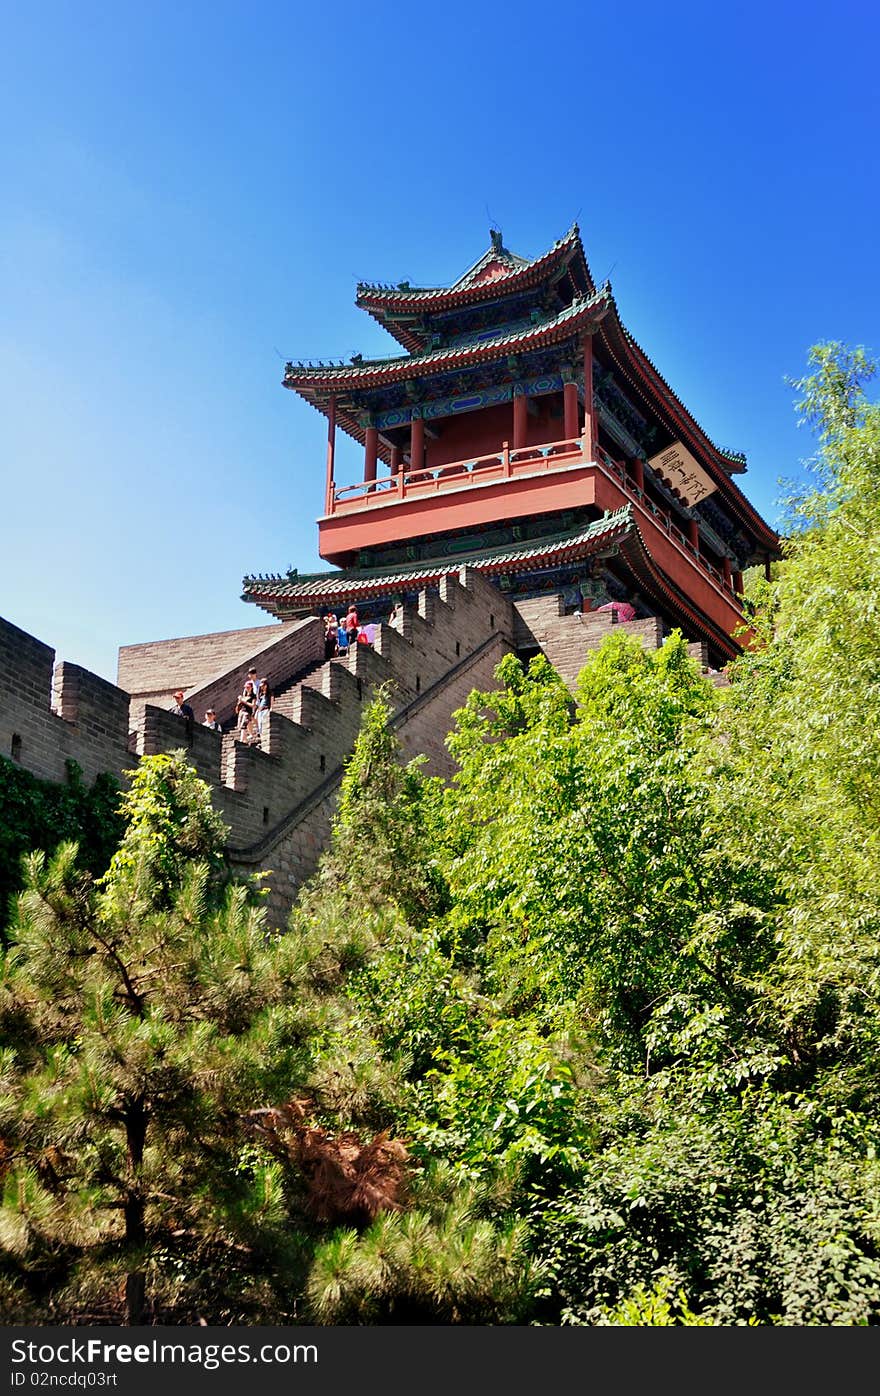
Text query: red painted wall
425 396 569 470
426 403 509 470
319 460 597 562
591 472 745 646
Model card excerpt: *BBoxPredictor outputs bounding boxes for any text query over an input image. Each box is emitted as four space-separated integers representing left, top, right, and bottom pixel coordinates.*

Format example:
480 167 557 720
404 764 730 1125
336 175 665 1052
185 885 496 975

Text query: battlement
513 595 711 685
2 570 718 927
0 566 517 926
0 616 133 787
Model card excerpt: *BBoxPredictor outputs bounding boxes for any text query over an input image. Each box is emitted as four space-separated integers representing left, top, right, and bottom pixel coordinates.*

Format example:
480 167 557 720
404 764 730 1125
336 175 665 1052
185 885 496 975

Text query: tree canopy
2 342 879 1324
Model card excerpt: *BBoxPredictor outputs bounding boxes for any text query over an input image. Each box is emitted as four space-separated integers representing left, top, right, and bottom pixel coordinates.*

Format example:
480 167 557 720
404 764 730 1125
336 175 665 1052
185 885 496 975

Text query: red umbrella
596 601 636 622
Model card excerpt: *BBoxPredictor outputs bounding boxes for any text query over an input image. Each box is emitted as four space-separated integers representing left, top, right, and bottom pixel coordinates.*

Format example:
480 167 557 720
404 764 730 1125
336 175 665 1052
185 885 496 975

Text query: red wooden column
733 568 744 596
410 412 425 474
630 457 645 493
364 425 378 487
513 389 528 450
764 553 773 581
687 518 700 551
389 445 401 476
563 380 579 440
722 556 732 588
325 395 337 513
582 332 596 456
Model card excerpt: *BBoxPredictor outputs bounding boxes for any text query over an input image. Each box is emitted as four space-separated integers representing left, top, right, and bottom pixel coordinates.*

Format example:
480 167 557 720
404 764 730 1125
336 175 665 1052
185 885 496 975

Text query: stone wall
3 566 722 932
0 617 132 787
228 630 511 926
513 596 709 689
119 619 292 707
0 567 516 928
185 617 324 729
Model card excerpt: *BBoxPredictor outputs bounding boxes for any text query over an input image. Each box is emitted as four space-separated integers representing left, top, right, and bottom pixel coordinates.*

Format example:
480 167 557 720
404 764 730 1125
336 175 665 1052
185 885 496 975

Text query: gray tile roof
242 506 636 605
283 291 608 385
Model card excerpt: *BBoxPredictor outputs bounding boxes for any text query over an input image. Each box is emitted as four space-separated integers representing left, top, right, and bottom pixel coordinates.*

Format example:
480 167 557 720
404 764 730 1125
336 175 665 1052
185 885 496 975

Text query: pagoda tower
243 227 779 667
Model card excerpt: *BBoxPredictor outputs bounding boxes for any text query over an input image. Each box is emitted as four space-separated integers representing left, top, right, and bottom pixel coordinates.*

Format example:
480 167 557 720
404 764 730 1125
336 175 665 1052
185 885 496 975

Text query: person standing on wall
171 688 195 742
171 689 195 721
255 677 272 743
344 604 359 649
236 680 257 744
324 612 339 660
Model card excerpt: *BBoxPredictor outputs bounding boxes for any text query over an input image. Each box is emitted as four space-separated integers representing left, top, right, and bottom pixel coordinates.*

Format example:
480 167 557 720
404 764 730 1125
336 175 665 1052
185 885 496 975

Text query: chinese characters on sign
648 442 717 507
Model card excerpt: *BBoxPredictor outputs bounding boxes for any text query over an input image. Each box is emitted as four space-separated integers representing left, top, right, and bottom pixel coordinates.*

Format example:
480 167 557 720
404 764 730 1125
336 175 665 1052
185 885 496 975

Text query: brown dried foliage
243 1098 409 1229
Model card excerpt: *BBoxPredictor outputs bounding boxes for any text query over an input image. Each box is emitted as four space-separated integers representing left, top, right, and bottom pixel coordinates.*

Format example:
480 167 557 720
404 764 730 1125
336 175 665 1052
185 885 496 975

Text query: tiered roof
242 508 637 609
242 503 744 657
282 289 611 448
282 226 771 538
355 225 591 351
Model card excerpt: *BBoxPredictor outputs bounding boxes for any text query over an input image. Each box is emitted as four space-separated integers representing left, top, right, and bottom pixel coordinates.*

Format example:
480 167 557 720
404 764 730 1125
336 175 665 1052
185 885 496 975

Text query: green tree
307 686 448 926
715 342 880 1105
0 757 122 941
0 753 309 1322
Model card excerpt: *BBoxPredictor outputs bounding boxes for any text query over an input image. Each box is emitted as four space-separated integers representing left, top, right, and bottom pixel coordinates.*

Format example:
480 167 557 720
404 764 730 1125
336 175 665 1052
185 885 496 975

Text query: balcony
319 438 597 564
330 438 586 513
318 434 744 641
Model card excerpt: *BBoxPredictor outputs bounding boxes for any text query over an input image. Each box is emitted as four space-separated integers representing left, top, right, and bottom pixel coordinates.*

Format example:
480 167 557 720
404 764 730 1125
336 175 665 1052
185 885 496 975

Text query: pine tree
0 753 309 1323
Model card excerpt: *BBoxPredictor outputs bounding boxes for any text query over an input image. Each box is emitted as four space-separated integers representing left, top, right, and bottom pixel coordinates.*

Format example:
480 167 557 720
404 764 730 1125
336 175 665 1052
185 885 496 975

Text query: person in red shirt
344 605 359 647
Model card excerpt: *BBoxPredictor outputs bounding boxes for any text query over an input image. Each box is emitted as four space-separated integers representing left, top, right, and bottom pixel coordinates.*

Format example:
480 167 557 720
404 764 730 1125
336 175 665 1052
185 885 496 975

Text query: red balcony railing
331 438 586 508
327 434 741 606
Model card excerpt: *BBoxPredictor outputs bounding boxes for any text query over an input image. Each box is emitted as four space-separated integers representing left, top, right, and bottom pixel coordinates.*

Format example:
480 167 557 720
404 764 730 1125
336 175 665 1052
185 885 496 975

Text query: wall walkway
0 567 515 927
1 577 720 928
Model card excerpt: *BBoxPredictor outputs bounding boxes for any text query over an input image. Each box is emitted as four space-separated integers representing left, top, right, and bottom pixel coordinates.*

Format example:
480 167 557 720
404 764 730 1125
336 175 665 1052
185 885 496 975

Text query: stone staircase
269 653 342 721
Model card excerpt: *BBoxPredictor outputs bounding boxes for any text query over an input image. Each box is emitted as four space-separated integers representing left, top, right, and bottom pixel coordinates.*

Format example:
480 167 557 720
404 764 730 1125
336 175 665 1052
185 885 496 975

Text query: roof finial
489 227 504 254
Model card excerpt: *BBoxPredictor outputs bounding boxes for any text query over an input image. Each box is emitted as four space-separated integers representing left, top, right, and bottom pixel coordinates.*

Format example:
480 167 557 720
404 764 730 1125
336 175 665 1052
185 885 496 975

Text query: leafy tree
714 342 880 1106
0 756 122 941
306 685 448 925
439 638 775 1066
0 753 312 1322
530 345 880 1324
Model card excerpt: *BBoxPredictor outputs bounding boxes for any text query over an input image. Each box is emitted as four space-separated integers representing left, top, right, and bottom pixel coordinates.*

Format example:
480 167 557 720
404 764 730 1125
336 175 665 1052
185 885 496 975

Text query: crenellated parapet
1 566 722 930
0 616 133 788
0 566 517 927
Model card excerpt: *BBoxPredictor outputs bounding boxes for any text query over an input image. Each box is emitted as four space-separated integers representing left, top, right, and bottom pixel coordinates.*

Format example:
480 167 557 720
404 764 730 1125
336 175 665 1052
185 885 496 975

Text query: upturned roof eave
355 224 590 313
241 506 636 609
595 297 778 548
354 225 595 352
283 291 610 394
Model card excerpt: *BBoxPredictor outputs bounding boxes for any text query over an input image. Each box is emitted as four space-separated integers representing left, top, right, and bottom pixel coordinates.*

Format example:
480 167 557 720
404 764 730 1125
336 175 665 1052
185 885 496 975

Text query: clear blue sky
1 0 877 682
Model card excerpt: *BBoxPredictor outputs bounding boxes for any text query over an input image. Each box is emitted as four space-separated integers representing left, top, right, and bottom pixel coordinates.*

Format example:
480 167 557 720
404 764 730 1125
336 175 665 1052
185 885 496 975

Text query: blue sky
1 0 877 682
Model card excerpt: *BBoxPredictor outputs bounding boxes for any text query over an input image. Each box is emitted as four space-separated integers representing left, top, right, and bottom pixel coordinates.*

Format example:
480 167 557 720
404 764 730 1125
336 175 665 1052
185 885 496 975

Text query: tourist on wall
170 689 195 743
203 708 222 731
324 612 339 660
236 680 257 743
171 689 195 721
256 677 272 740
344 604 359 647
337 625 349 656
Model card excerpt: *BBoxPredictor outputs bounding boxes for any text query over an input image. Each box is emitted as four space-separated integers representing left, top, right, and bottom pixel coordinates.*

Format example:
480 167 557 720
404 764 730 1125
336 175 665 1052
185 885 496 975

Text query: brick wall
5 562 719 934
513 598 710 689
118 620 291 702
185 616 324 728
229 629 512 927
0 616 134 787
